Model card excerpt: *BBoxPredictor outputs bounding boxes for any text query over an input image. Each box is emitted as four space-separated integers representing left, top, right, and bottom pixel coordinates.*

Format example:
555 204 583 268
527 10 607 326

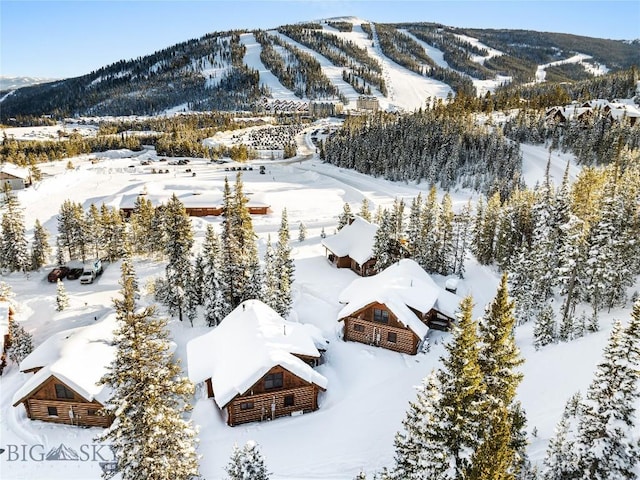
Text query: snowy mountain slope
240 33 300 101
535 53 609 82
1 125 638 479
269 30 363 105
4 18 637 118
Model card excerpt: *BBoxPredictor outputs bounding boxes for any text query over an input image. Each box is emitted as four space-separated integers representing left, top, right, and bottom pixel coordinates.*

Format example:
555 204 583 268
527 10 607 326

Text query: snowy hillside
1 122 638 479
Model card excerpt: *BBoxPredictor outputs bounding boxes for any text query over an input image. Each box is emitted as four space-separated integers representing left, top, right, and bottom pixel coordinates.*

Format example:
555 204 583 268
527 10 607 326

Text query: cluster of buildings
546 99 640 126
11 216 460 428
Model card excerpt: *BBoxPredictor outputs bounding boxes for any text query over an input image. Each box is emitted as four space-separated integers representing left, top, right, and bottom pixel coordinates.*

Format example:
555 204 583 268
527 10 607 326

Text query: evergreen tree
0 184 29 272
436 193 455 275
452 200 472 278
416 186 440 272
129 195 156 256
474 192 501 265
392 371 449 479
372 209 396 271
359 198 372 222
298 221 306 242
262 235 279 312
30 219 51 270
55 279 69 311
466 404 515 480
7 320 33 365
162 194 194 323
438 295 485 477
101 205 126 262
541 393 582 480
97 257 199 480
225 441 269 480
337 202 354 230
86 203 103 259
477 274 527 476
405 194 422 257
573 319 640 480
275 209 294 316
533 303 556 349
202 225 229 327
220 174 262 308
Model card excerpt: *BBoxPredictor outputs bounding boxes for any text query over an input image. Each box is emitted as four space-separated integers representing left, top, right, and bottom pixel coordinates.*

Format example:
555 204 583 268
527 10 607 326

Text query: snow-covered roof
13 315 118 406
321 216 378 265
337 259 460 339
0 163 29 179
187 300 328 409
119 189 269 210
0 301 10 352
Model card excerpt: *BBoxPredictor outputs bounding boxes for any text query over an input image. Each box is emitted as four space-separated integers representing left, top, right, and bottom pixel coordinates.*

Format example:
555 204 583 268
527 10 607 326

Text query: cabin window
240 401 254 411
87 409 99 416
373 308 389 324
284 395 295 407
47 406 58 416
353 323 365 332
55 383 75 399
387 332 398 343
264 372 284 390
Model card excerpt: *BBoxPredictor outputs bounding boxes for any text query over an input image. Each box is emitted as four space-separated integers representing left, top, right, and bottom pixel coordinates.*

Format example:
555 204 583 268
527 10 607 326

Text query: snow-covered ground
535 53 609 83
1 124 638 479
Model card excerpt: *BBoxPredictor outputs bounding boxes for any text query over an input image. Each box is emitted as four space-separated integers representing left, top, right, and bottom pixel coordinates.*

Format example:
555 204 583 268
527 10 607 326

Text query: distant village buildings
356 95 379 113
545 99 640 126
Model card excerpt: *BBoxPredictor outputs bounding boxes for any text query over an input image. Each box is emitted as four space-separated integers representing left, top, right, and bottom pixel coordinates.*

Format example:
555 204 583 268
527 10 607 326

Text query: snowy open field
0 123 638 479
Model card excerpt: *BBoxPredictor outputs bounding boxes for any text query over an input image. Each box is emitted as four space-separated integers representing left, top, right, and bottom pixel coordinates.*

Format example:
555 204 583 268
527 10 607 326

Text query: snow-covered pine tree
405 194 422 257
533 303 556 349
358 197 372 222
275 209 294 316
372 209 396 272
298 221 306 242
438 295 485 477
477 274 527 475
225 441 269 480
202 224 229 326
572 318 640 480
416 186 440 272
55 279 69 311
452 200 472 278
337 202 354 230
436 193 455 275
0 183 29 272
96 256 199 480
541 393 582 480
129 195 156 256
30 219 51 271
392 371 448 480
466 404 515 480
101 205 126 262
162 194 194 323
7 320 33 365
473 192 501 265
86 203 103 259
262 235 279 311
220 174 262 308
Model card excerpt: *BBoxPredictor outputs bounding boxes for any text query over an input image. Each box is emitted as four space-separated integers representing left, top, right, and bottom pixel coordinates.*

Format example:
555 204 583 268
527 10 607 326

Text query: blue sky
1 1 639 79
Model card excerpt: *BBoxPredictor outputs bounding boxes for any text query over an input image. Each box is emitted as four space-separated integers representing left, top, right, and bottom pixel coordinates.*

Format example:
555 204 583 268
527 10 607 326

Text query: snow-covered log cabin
12 315 117 427
187 300 328 426
338 259 460 355
321 216 378 277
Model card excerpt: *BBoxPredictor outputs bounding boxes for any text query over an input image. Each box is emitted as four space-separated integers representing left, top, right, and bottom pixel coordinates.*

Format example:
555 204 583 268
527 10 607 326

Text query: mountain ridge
1 18 638 119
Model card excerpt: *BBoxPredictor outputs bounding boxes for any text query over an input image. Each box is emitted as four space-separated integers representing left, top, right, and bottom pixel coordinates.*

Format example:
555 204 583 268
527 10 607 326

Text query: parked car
66 267 84 280
80 259 103 285
47 266 69 283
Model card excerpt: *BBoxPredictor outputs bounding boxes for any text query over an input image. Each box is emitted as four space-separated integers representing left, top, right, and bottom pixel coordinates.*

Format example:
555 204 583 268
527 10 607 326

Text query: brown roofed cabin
321 216 378 277
12 315 117 427
187 300 328 426
338 259 460 355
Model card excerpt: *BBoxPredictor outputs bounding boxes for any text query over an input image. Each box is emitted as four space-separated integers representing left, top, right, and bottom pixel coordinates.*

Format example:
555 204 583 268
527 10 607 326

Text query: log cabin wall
20 376 112 427
343 315 419 355
24 398 112 427
227 384 319 426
